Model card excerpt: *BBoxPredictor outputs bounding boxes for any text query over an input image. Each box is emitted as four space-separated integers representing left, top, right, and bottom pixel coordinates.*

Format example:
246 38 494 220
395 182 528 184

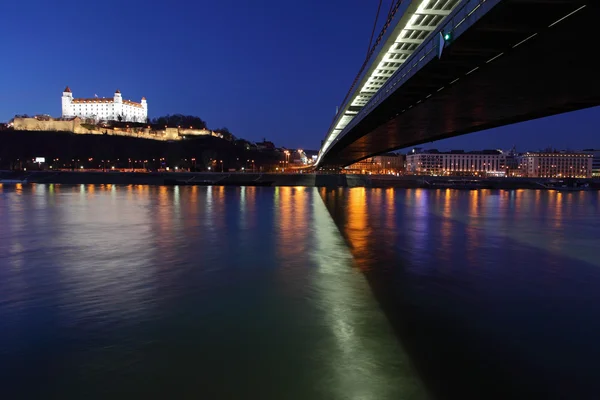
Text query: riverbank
0 171 369 187
1 170 599 189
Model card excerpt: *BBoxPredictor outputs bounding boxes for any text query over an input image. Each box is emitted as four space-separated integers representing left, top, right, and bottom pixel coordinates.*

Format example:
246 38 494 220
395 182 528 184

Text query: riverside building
61 86 147 123
406 149 506 177
518 152 593 178
582 149 600 177
345 153 405 174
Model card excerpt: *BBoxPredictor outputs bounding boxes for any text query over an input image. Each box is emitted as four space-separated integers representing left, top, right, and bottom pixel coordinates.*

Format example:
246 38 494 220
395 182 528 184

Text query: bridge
315 0 599 167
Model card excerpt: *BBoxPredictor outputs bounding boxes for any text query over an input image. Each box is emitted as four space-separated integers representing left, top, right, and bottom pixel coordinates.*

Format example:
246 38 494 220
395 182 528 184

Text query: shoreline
1 171 599 190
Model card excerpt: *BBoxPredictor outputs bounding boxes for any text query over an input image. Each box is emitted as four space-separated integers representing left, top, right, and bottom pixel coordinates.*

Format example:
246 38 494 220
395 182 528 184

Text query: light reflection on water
0 184 424 400
1 184 600 399
319 187 600 400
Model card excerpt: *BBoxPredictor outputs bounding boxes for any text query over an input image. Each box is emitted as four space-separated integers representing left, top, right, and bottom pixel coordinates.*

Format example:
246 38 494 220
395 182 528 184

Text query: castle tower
113 89 123 120
141 97 147 122
62 86 73 117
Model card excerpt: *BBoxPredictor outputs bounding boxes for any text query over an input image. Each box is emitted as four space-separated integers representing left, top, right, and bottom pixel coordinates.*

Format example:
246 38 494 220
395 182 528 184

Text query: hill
0 130 280 171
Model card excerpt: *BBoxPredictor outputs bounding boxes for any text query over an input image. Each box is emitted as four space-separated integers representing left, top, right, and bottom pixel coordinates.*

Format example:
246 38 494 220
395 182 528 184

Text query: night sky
1 0 598 152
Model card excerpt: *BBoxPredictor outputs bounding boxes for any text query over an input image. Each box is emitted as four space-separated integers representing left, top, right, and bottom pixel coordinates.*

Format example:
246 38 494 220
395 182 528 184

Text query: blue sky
1 0 598 151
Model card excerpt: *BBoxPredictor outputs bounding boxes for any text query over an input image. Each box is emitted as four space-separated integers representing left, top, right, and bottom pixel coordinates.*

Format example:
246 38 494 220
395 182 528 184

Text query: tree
214 127 235 142
234 139 251 150
151 114 207 129
117 115 123 122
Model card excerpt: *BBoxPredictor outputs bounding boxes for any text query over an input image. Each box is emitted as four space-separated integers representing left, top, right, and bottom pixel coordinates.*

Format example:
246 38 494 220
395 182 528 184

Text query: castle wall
13 118 76 132
12 118 227 142
178 128 213 136
75 126 174 141
165 128 179 140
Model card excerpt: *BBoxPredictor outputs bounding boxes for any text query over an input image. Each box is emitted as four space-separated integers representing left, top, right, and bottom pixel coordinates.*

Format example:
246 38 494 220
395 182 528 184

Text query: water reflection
310 189 426 399
465 190 480 265
275 187 294 254
320 187 600 400
0 184 429 399
346 188 370 268
407 189 429 256
440 189 453 254
2 184 600 399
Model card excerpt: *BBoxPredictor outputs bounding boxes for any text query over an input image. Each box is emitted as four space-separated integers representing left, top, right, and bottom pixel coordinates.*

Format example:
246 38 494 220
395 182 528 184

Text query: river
0 184 599 399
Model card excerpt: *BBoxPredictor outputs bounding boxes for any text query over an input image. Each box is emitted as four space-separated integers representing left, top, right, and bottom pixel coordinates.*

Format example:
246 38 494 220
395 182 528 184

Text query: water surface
1 184 599 399
0 184 423 399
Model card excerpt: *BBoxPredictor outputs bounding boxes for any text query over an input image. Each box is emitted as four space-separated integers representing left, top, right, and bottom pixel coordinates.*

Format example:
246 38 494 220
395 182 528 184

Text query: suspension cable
366 0 384 58
331 0 404 128
386 0 396 21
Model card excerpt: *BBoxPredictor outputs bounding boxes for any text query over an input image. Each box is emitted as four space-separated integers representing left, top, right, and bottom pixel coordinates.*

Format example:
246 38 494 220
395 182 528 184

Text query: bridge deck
319 0 598 166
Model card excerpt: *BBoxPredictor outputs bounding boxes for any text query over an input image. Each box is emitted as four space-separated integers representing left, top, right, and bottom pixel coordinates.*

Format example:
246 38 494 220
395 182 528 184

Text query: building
518 152 593 178
582 149 600 177
303 150 319 162
504 146 524 177
290 149 308 164
255 140 275 151
345 153 405 174
62 86 147 123
406 149 506 176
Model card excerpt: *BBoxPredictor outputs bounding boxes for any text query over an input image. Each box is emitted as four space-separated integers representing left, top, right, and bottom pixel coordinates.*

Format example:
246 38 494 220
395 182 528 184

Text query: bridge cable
329 0 403 136
386 0 396 24
366 0 384 58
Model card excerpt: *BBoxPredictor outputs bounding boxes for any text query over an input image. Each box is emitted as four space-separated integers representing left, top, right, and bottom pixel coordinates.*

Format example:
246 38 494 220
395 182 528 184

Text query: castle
61 86 147 123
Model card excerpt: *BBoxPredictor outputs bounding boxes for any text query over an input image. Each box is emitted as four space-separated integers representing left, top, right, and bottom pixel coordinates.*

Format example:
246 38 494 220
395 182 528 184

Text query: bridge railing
323 0 499 157
325 1 411 134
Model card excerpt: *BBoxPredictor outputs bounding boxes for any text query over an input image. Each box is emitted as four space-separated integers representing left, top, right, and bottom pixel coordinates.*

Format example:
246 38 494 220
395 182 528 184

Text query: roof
523 152 592 157
141 97 146 100
72 98 114 104
413 150 503 155
115 89 121 94
71 98 143 108
64 86 71 93
123 99 143 108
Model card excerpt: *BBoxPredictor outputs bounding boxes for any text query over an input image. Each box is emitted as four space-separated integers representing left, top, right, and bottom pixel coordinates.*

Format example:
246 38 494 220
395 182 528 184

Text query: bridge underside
321 0 599 167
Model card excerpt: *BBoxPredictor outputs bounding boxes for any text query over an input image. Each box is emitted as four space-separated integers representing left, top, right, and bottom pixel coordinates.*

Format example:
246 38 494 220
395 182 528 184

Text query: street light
284 150 290 166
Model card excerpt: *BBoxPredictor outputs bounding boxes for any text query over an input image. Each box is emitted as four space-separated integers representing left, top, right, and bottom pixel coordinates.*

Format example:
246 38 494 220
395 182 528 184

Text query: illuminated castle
61 86 147 123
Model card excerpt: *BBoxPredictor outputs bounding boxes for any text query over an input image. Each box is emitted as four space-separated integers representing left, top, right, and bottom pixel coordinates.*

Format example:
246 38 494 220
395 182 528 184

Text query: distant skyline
1 0 599 151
